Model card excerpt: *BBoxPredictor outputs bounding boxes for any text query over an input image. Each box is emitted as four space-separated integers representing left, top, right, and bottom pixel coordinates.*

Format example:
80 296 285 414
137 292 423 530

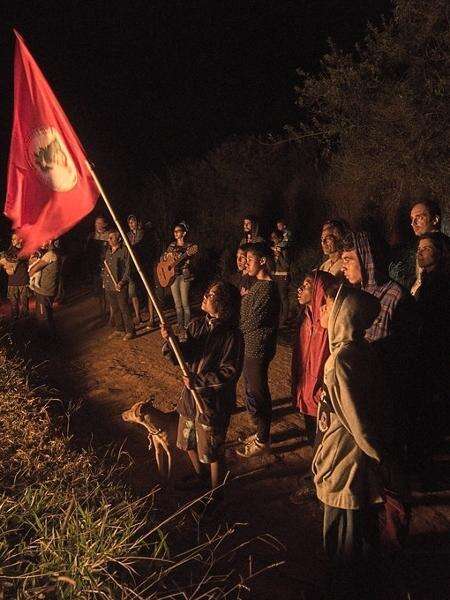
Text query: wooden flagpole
88 164 204 414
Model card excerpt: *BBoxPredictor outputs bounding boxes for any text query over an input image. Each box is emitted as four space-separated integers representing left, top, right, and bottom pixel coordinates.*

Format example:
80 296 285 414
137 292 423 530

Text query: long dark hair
205 280 241 325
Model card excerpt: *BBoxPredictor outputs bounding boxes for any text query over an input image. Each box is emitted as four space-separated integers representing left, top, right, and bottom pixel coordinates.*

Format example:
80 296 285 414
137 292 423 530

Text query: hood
353 232 387 291
328 285 380 350
310 270 338 324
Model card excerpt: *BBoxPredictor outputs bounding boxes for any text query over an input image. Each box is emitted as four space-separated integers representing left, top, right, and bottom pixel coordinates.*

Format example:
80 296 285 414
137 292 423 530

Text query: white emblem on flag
26 127 77 192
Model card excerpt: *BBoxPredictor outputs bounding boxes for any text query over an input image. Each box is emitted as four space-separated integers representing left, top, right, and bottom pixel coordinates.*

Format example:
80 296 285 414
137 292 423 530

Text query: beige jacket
312 286 385 509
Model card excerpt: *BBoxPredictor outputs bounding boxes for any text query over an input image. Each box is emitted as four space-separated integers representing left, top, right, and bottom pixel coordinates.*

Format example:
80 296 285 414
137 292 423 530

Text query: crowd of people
156 201 449 588
1 199 449 592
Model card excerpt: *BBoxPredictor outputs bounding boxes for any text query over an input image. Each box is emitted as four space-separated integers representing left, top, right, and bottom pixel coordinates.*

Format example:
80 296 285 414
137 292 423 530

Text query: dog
122 398 177 480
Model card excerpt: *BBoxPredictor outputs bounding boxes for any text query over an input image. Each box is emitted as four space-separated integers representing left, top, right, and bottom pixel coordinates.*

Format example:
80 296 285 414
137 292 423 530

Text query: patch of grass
0 337 282 598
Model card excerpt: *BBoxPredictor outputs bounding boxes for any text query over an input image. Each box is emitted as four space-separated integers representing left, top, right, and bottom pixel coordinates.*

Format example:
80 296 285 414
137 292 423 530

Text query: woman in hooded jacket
313 283 386 576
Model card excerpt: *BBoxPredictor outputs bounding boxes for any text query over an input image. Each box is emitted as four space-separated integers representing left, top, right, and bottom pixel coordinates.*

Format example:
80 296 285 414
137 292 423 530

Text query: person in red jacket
292 270 337 446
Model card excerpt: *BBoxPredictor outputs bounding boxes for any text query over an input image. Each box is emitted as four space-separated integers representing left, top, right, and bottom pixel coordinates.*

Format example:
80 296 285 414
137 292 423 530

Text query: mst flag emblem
27 126 78 192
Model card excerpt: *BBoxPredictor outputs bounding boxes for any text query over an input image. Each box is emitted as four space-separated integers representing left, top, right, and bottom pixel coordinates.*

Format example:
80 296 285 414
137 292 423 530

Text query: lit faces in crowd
108 231 121 249
173 226 186 242
95 216 108 234
236 248 247 272
243 219 253 233
11 233 23 249
341 250 362 285
319 295 334 329
321 226 340 256
410 203 439 237
417 238 440 271
297 276 313 305
128 216 138 232
245 250 265 277
201 285 219 317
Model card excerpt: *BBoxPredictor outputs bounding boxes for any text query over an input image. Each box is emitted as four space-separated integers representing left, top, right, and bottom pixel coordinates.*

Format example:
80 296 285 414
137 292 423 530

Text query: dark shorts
176 414 230 464
128 279 138 298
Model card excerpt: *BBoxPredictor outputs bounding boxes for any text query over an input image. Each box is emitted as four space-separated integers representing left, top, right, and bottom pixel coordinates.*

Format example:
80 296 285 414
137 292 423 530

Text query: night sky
1 0 391 212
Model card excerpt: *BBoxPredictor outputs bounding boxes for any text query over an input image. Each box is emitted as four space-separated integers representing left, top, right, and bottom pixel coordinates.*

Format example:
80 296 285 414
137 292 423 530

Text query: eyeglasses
203 291 216 299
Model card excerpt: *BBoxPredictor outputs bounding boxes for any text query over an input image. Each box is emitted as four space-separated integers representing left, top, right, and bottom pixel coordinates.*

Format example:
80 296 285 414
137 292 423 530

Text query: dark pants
35 293 56 335
7 285 29 318
107 288 134 334
323 505 381 598
324 504 380 564
243 354 274 443
274 274 290 326
92 274 107 317
304 414 317 447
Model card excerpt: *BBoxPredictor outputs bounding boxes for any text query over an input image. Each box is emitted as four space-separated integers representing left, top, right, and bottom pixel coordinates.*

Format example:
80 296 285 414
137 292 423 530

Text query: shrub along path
36 288 450 599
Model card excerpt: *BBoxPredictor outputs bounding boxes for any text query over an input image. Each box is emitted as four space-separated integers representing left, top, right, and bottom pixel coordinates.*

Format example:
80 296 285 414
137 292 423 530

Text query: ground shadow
271 427 302 444
272 405 297 420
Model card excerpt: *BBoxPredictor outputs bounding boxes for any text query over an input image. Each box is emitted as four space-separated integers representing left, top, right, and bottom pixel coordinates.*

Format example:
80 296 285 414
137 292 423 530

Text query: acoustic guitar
157 244 198 288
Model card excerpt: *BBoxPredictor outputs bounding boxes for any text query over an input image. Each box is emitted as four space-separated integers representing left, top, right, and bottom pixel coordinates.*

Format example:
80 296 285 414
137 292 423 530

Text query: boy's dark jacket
163 316 244 425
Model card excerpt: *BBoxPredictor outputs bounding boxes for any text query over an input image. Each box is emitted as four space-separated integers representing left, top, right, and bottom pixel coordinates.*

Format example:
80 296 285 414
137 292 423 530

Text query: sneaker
108 330 123 340
238 432 272 446
236 438 270 458
123 332 135 341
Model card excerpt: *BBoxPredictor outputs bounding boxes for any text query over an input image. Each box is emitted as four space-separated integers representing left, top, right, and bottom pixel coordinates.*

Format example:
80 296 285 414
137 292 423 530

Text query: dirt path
47 289 450 599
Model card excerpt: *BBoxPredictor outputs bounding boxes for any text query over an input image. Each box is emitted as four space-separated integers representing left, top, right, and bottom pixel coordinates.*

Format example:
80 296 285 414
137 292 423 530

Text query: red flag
4 31 99 254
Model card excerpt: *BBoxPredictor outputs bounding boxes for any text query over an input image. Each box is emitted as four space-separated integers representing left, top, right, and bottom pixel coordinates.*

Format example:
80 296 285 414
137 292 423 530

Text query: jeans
170 275 191 327
243 354 274 443
106 288 134 334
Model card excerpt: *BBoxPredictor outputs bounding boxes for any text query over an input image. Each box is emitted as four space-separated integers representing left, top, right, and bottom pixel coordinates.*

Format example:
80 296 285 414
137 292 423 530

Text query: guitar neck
173 246 194 266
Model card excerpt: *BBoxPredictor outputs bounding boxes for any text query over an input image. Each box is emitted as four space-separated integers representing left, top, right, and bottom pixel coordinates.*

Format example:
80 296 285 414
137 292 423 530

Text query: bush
295 0 450 243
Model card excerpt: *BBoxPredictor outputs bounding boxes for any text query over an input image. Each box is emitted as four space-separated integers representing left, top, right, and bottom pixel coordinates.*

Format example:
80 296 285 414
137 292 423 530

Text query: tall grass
0 337 282 598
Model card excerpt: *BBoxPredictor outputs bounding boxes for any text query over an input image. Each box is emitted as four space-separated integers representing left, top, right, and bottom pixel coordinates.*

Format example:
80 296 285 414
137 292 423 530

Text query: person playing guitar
163 222 197 329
